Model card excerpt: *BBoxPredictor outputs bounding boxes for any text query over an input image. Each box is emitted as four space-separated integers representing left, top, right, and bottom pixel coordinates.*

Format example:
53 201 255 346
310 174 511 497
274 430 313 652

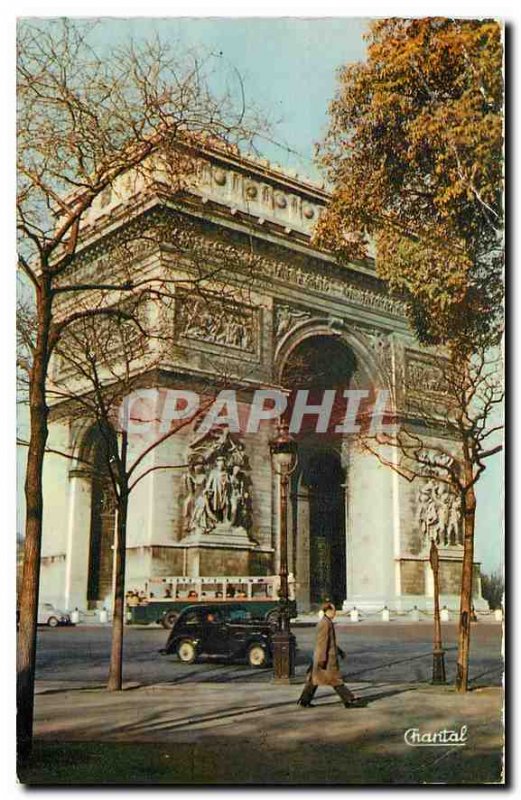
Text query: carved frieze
176 291 259 355
265 258 402 315
192 156 322 235
71 209 406 321
158 213 404 317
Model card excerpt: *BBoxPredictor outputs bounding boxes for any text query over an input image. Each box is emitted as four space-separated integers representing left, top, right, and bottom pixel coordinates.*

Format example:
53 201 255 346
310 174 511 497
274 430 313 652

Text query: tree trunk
17 286 52 762
456 454 476 692
107 432 128 691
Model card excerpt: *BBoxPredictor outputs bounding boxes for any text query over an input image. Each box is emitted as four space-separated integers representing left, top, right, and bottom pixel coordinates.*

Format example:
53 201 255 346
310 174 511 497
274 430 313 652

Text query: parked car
37 602 72 627
160 603 274 668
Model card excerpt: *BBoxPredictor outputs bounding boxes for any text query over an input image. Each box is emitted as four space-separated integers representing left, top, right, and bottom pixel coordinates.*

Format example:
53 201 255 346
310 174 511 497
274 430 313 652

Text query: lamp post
269 421 298 682
429 538 446 684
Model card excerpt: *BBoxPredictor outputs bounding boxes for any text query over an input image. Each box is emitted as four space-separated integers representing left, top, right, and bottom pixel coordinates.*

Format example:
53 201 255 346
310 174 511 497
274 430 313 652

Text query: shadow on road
102 683 415 739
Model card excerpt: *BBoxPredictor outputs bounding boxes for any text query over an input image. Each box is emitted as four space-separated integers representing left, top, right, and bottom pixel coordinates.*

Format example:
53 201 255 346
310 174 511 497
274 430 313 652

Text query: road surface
34 621 503 688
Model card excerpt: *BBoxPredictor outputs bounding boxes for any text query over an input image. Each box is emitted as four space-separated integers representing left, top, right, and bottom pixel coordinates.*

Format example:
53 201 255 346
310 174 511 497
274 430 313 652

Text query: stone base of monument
182 523 258 550
341 594 489 614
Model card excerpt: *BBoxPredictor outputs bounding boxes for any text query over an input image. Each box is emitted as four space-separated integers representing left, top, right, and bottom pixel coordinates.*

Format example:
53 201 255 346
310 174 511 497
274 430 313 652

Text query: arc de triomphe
39 142 485 612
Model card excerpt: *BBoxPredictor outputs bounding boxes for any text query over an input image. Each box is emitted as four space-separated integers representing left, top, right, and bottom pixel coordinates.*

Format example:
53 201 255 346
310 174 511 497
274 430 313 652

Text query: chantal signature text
404 725 468 747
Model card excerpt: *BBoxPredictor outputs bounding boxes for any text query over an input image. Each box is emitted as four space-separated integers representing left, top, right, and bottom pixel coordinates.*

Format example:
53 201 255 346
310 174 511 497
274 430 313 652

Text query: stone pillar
64 468 92 611
343 446 396 610
425 560 434 597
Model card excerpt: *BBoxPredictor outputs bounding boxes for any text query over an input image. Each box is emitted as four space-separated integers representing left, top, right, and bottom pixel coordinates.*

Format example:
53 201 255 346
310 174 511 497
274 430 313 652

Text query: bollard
71 608 80 625
494 608 503 622
382 606 390 622
350 607 359 623
99 607 108 624
440 606 450 622
411 605 420 622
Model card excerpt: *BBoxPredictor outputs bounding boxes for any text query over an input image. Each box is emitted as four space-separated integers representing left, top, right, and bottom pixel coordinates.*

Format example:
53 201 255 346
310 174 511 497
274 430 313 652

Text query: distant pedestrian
297 602 360 708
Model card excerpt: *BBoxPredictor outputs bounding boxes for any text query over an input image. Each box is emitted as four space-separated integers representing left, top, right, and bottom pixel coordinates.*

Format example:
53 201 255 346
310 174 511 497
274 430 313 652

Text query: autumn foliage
316 18 503 350
317 18 504 693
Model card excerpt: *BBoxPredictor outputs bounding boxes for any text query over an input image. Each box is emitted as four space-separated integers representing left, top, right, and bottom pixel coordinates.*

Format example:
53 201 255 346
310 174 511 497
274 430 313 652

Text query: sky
16 16 503 575
88 17 369 179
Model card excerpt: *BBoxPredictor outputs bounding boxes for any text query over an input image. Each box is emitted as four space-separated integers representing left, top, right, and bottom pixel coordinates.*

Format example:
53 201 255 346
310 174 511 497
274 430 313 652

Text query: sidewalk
74 612 503 627
20 679 504 785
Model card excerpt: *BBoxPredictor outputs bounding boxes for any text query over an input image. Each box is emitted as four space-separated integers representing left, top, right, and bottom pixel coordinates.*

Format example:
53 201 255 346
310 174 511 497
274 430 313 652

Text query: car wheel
162 611 178 629
47 616 59 628
177 640 197 664
247 644 268 668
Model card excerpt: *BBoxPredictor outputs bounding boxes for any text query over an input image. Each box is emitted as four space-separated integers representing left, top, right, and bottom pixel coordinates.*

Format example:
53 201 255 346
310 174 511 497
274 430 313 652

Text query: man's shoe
344 698 368 708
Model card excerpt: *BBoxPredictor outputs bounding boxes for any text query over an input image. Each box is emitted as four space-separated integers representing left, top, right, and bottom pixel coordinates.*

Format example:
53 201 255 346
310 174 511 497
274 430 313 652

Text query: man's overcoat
311 615 344 687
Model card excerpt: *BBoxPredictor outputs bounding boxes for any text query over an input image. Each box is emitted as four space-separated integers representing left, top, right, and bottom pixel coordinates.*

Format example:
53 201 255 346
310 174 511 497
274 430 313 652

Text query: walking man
297 602 359 708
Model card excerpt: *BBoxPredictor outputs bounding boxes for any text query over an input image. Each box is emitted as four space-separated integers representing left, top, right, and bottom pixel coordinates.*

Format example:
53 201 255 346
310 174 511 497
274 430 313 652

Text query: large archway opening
281 334 356 609
83 427 117 609
302 450 345 606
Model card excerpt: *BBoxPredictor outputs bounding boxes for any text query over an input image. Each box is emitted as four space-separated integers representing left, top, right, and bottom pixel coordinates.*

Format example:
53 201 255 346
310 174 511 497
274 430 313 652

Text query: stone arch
76 423 117 608
275 317 391 394
295 446 346 608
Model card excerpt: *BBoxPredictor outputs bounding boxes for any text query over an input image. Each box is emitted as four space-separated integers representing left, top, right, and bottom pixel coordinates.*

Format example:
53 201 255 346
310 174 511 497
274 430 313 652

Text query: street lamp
429 538 447 684
269 421 298 682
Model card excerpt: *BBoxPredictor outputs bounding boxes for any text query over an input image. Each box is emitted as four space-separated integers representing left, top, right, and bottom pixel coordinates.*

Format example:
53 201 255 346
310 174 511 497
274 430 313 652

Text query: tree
357 343 502 674
19 270 257 694
316 18 503 692
46 302 225 691
480 571 504 611
17 17 262 759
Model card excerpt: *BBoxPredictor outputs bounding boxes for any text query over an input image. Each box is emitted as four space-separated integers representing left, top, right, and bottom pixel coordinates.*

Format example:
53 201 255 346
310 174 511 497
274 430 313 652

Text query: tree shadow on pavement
68 682 414 740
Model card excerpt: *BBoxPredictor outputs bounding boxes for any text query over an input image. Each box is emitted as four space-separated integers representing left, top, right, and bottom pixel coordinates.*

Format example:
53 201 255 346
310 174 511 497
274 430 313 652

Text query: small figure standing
204 456 230 523
183 460 207 528
228 464 247 527
297 602 360 708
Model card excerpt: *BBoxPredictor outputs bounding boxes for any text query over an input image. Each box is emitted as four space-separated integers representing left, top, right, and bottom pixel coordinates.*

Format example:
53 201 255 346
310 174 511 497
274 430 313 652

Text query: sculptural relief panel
414 448 463 549
417 479 463 548
182 427 253 540
274 303 314 340
405 352 452 418
176 291 260 359
406 358 448 395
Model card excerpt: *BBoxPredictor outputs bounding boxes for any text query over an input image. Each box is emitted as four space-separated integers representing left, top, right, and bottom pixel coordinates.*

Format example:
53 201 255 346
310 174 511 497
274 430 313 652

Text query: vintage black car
160 603 274 668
